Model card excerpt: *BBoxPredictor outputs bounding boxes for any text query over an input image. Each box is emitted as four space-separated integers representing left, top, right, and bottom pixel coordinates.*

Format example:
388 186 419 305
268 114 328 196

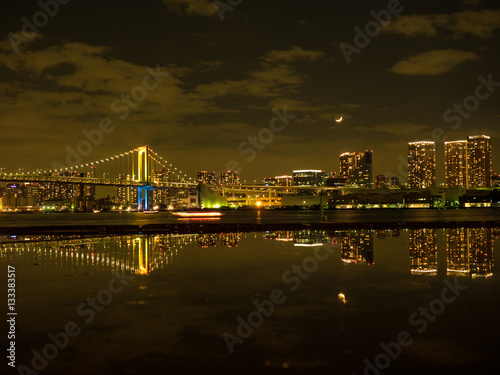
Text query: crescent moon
335 116 343 123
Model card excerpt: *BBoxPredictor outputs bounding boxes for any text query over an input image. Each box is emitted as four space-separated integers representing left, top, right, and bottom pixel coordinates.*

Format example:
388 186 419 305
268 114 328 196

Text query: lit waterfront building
276 175 293 186
375 175 399 189
263 175 292 187
152 168 170 206
0 183 39 209
340 151 373 187
81 166 96 201
292 170 326 186
197 171 216 185
445 140 468 188
445 135 492 188
409 228 438 274
340 152 357 179
467 135 492 188
116 175 138 206
352 151 373 187
39 171 82 201
220 171 240 186
408 141 436 189
375 174 386 188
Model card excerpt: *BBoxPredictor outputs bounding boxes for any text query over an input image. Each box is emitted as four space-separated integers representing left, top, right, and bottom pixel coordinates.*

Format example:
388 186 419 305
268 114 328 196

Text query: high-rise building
84 166 96 200
408 141 436 189
375 175 386 188
340 151 373 187
444 135 492 188
197 171 216 185
39 171 82 201
340 152 357 179
467 135 491 188
0 183 39 208
354 151 373 186
152 169 170 206
116 175 138 206
220 171 240 185
445 140 468 188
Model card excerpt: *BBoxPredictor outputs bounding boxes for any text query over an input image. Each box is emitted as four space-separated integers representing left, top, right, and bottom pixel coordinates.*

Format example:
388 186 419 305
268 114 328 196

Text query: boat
171 210 222 218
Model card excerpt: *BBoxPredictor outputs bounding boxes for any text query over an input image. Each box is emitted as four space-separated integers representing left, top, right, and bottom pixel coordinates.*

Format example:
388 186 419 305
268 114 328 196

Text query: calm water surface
0 208 499 227
1 228 499 374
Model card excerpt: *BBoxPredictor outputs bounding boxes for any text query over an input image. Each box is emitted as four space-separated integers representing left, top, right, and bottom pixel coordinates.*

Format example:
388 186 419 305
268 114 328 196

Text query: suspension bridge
0 146 198 210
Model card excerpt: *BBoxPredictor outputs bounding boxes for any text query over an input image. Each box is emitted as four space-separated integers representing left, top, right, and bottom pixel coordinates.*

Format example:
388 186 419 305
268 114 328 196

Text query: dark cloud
0 0 499 182
390 49 479 75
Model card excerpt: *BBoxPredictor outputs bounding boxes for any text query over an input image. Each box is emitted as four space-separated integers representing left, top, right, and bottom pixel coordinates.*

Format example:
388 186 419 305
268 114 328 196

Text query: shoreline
2 220 500 235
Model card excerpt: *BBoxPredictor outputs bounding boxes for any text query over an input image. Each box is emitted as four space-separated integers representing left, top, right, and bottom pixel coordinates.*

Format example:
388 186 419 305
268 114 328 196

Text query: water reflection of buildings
338 230 374 265
264 230 328 247
264 231 294 242
1 228 496 278
447 228 495 278
221 233 241 247
197 233 242 248
375 229 400 239
409 229 438 274
264 229 375 265
0 235 197 276
293 230 328 247
198 234 217 248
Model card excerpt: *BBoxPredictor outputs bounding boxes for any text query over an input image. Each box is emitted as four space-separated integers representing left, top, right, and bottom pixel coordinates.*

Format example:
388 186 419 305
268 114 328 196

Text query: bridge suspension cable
0 146 192 187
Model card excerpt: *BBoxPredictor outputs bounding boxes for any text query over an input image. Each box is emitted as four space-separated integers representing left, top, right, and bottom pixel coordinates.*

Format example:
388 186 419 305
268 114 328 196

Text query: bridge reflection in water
0 228 496 277
0 235 197 275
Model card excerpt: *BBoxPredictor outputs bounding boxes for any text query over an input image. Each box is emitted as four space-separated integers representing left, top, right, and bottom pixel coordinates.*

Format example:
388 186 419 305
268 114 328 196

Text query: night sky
1 0 499 183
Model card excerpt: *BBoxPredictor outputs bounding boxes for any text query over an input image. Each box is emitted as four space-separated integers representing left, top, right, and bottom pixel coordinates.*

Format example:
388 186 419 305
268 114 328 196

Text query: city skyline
0 133 496 187
1 1 499 182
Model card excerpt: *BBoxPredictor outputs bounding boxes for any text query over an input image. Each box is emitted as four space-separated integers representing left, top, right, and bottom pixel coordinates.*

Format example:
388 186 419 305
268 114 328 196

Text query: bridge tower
136 145 154 211
137 145 149 183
